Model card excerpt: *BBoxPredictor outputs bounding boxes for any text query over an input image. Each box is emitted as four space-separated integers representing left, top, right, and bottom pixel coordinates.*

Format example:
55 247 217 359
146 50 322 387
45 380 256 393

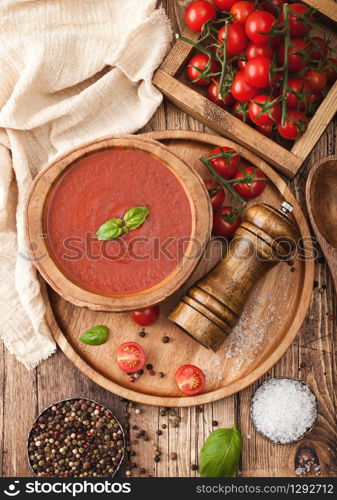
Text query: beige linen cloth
0 0 172 368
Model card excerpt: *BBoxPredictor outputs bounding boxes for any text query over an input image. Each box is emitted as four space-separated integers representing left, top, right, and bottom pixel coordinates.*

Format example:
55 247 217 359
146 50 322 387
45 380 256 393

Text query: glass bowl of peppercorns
27 398 125 477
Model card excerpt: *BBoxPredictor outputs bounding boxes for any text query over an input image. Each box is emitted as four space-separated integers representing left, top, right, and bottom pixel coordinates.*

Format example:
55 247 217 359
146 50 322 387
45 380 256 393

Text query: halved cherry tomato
187 53 220 86
208 146 240 179
233 166 266 199
244 55 272 88
248 94 281 126
117 342 146 373
185 0 216 32
278 38 306 72
204 179 225 210
230 1 255 25
175 364 205 396
246 42 273 60
304 69 327 92
208 79 234 108
283 78 311 109
231 70 259 102
276 109 308 140
214 0 237 10
280 3 311 37
131 306 160 326
218 23 248 56
323 57 337 83
245 11 277 45
213 206 242 237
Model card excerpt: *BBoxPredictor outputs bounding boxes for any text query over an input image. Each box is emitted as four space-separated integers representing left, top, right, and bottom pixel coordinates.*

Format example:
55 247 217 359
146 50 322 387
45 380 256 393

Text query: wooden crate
153 0 337 178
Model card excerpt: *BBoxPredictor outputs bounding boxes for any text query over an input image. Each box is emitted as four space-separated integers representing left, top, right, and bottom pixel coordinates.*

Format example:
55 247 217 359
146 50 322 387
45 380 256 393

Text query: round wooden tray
26 135 211 311
44 130 314 407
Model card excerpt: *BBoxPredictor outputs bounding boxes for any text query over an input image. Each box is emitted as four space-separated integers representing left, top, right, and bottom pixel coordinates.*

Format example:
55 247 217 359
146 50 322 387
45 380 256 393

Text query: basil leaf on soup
124 206 149 230
96 218 124 241
80 325 109 346
200 425 243 477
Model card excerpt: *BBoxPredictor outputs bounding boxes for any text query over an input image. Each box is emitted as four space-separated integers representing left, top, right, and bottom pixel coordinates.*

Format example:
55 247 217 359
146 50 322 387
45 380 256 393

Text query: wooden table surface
1 0 336 478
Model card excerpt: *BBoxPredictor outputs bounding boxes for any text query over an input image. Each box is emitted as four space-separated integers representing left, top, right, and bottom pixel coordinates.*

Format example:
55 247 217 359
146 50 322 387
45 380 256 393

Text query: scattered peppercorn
313 280 318 288
169 409 176 416
132 425 139 431
212 420 218 427
140 468 146 474
139 330 146 338
146 364 153 370
191 464 198 471
162 336 170 343
196 406 203 413
160 410 166 417
317 257 324 264
154 456 160 462
138 370 144 376
161 424 167 429
156 430 162 436
322 284 327 290
159 372 165 378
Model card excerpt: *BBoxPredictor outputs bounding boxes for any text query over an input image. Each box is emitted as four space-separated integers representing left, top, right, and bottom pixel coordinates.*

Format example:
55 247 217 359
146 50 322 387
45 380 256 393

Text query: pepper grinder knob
169 202 300 351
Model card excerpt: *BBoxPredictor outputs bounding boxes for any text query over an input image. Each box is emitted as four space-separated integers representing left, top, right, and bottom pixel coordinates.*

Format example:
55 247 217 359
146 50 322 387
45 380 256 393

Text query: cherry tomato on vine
248 94 281 126
233 166 266 199
231 100 251 122
185 0 216 32
213 206 242 238
323 58 337 83
306 90 323 109
304 69 327 92
231 70 259 102
255 123 274 137
131 306 160 326
204 179 225 210
117 342 146 373
283 78 311 109
245 11 277 45
246 42 273 60
276 109 308 140
208 79 235 108
244 55 272 88
217 22 248 56
258 0 287 18
307 37 329 61
187 53 220 86
214 0 236 10
278 38 306 72
175 364 205 396
237 57 247 70
208 146 240 179
280 3 311 37
230 1 255 25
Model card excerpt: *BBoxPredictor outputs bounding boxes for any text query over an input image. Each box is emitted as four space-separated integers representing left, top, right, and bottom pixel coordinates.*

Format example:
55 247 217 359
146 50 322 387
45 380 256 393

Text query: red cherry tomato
323 57 337 83
175 364 205 396
208 79 235 108
255 123 274 137
307 37 329 61
208 146 240 179
131 305 160 326
185 0 216 32
213 206 242 238
258 0 287 18
245 11 277 45
244 56 272 88
117 342 146 373
217 23 248 56
248 94 281 126
231 100 250 122
280 3 311 37
231 70 259 102
233 166 266 199
237 57 247 70
187 53 220 86
304 70 327 92
283 78 311 109
246 42 273 60
278 38 306 72
214 0 237 10
204 179 225 210
230 1 255 25
277 109 308 140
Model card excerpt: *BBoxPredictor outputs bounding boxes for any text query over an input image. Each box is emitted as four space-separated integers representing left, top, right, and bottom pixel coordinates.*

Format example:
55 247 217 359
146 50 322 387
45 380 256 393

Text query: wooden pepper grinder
169 202 300 351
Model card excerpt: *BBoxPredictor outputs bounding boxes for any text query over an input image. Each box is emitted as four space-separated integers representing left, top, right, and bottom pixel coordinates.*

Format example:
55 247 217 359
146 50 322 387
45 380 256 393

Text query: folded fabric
0 0 172 368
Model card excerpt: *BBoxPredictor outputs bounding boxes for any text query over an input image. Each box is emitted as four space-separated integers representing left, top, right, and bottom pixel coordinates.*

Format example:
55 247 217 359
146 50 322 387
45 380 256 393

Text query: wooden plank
304 0 337 23
153 70 302 178
160 28 198 77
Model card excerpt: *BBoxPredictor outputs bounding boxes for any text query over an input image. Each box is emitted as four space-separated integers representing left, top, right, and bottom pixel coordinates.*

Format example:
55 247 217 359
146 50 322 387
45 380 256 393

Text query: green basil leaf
96 218 124 241
200 426 243 477
79 325 109 346
124 206 149 230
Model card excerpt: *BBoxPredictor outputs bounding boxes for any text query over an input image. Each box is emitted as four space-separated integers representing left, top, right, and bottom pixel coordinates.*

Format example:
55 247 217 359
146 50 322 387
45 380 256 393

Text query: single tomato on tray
204 179 225 210
213 206 242 238
175 364 205 396
208 146 240 179
117 342 146 373
131 305 160 326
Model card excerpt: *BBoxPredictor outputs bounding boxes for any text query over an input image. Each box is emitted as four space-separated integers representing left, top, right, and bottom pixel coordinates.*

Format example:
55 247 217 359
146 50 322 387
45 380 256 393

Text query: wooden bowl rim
44 130 315 407
25 134 212 312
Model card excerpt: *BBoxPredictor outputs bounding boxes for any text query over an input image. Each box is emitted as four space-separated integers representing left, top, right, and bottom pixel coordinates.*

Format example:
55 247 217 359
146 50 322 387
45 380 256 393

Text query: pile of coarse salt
251 378 317 444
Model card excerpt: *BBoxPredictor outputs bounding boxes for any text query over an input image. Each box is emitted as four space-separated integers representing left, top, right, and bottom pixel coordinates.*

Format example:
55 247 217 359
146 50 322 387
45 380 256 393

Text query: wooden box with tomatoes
153 0 337 178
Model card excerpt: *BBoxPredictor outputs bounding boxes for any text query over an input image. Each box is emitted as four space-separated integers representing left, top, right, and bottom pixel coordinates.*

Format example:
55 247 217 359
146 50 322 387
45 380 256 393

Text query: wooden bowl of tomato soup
25 135 212 311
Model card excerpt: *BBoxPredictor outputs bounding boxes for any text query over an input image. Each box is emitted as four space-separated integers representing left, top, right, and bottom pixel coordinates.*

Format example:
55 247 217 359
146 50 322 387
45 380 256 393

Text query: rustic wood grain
0 0 336 479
